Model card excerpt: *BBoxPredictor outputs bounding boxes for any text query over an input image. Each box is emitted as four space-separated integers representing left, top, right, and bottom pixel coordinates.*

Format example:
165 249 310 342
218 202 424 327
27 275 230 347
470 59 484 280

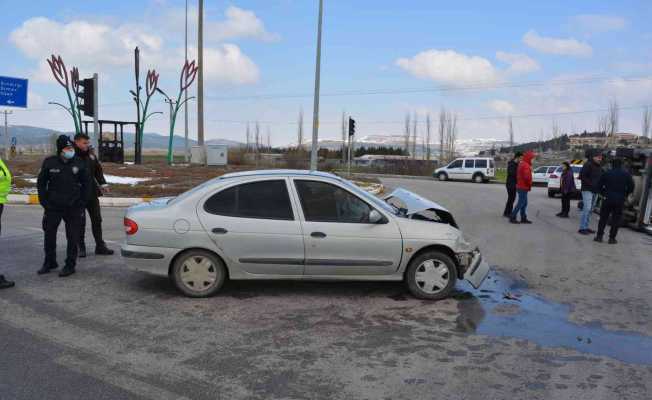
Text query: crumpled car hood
383 188 449 214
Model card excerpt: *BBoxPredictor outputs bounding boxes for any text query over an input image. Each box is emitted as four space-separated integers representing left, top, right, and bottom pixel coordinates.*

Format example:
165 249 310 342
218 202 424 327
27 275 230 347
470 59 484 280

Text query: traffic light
77 78 95 117
348 117 356 136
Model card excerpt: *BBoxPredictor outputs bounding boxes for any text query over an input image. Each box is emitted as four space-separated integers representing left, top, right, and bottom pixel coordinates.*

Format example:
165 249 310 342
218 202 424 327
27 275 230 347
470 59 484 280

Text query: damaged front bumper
457 248 490 289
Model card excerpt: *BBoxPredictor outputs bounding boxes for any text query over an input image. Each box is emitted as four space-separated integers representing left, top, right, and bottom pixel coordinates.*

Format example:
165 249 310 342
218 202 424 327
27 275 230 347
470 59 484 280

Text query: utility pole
341 111 346 164
309 0 324 171
184 0 189 163
3 110 12 160
197 0 205 164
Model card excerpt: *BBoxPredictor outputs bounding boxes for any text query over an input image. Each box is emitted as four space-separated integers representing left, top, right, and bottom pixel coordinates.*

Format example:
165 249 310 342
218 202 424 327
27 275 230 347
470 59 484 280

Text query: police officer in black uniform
74 133 114 257
37 135 90 277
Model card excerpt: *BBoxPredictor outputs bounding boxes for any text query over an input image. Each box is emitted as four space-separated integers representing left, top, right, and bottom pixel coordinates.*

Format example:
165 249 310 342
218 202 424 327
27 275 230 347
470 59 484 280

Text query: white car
532 166 558 185
434 157 495 183
121 170 490 300
547 165 582 197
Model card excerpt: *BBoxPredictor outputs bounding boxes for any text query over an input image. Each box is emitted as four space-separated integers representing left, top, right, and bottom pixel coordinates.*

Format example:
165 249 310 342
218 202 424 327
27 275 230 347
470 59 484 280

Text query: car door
462 159 475 180
291 178 403 276
446 159 464 179
533 166 548 183
196 178 305 276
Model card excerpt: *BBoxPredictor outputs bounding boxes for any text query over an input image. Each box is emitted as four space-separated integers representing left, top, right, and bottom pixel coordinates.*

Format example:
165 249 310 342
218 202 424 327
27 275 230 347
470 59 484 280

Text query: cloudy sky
1 0 651 145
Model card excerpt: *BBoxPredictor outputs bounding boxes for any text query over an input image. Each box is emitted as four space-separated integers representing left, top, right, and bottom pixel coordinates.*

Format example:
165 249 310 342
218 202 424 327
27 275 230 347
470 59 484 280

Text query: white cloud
488 99 516 115
572 14 626 34
208 6 280 42
496 51 540 74
523 30 592 57
9 16 260 86
395 49 499 85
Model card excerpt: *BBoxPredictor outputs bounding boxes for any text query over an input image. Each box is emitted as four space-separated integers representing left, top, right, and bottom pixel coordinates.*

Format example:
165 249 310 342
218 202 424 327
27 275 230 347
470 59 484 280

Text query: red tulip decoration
164 60 198 164
46 54 82 135
146 70 159 97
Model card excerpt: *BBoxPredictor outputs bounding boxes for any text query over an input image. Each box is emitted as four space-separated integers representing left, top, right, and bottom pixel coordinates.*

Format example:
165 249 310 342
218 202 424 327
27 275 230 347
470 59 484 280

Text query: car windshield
340 179 399 215
168 177 222 206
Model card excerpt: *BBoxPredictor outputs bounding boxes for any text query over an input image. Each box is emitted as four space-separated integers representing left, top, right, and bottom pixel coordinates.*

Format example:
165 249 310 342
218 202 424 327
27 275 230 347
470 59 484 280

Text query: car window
572 166 582 174
547 167 556 173
475 159 487 168
464 159 474 168
489 160 495 168
295 180 373 223
448 160 463 169
555 167 563 173
204 180 294 220
534 167 547 173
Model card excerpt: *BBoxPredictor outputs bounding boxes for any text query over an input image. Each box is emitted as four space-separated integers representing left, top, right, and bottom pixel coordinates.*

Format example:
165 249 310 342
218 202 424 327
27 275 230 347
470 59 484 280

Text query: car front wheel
473 173 484 183
437 172 448 181
405 251 457 300
171 250 226 298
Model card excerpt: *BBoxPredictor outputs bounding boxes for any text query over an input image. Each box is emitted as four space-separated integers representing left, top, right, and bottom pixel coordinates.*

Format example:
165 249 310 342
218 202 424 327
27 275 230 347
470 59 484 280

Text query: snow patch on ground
24 174 150 185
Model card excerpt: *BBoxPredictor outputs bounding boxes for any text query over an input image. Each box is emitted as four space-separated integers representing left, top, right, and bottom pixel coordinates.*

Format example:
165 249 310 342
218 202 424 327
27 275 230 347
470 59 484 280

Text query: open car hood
383 188 458 229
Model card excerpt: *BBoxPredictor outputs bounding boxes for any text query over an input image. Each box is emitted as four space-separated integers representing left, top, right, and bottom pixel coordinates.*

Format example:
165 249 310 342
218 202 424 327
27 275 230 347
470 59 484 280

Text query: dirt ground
6 155 380 197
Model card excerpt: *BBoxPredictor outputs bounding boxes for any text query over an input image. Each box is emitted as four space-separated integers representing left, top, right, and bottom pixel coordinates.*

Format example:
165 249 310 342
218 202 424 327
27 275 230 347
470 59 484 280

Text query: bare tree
245 122 251 153
642 106 651 139
404 113 411 155
446 112 458 160
438 107 446 163
255 121 260 166
607 100 619 145
425 113 432 161
266 126 271 149
412 112 418 159
508 116 514 149
551 120 560 151
297 109 304 149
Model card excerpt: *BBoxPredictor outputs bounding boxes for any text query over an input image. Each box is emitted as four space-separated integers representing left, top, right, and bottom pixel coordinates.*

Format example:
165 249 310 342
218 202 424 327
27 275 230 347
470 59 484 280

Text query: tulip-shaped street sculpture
157 60 198 165
46 55 83 136
130 69 162 153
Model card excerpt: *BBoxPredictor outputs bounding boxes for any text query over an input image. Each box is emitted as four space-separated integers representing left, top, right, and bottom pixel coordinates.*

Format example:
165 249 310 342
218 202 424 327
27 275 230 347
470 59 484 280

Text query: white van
434 158 495 183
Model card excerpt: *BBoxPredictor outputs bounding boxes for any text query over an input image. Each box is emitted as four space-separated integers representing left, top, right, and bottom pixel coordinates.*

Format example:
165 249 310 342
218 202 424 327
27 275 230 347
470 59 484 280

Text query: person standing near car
0 156 15 289
74 133 114 257
578 150 603 235
37 135 90 277
503 151 522 217
556 162 576 218
594 158 634 244
510 150 535 224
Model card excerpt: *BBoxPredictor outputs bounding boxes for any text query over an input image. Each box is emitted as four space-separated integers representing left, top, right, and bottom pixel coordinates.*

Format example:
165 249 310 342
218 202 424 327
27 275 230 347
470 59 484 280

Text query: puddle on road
455 270 652 366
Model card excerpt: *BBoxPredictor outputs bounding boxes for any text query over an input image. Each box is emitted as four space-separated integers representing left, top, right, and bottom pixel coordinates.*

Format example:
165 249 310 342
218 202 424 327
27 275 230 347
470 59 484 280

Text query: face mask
62 150 75 159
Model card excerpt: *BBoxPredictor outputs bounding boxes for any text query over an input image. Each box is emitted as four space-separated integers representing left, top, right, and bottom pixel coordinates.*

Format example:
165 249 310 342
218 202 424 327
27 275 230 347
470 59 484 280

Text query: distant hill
3 125 244 150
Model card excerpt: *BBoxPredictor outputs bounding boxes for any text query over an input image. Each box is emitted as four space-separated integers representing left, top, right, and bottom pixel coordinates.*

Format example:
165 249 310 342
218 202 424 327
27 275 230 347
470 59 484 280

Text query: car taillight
124 218 138 235
549 174 558 179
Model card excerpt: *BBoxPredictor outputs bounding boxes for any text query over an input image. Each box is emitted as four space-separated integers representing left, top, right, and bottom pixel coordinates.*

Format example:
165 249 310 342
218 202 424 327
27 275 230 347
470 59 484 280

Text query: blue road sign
0 76 28 108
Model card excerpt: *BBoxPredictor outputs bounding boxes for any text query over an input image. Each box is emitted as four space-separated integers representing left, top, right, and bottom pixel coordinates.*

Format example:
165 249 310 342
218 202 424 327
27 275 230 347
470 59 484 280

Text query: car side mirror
369 210 385 224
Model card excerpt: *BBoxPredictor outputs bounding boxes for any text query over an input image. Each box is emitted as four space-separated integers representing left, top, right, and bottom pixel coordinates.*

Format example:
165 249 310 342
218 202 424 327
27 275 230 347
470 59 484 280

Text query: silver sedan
121 170 489 299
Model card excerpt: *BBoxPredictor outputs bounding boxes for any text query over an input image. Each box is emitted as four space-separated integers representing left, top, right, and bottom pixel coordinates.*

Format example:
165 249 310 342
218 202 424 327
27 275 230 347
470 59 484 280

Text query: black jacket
579 160 603 193
596 168 635 204
75 148 107 199
506 159 518 188
37 156 90 210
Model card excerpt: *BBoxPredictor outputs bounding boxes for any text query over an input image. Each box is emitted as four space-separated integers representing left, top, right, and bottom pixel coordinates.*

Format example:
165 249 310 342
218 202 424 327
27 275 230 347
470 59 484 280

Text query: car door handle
310 232 326 238
212 228 228 235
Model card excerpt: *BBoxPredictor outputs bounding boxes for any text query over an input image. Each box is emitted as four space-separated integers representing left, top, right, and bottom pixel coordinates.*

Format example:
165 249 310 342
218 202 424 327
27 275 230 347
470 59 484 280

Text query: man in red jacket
510 150 535 224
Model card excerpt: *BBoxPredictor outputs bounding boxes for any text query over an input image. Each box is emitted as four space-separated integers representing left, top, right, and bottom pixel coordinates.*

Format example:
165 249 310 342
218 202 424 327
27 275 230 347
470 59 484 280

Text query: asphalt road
0 179 650 400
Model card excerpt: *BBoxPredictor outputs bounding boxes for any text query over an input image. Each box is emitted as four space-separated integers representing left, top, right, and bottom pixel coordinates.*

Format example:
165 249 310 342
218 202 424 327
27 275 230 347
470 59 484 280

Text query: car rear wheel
171 250 226 298
437 172 448 181
405 251 457 300
473 173 484 183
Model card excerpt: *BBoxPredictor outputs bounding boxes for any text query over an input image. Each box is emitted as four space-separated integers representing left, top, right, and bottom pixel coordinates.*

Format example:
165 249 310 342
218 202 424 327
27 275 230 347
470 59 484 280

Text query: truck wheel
437 172 448 181
171 250 226 298
405 251 457 300
473 173 484 183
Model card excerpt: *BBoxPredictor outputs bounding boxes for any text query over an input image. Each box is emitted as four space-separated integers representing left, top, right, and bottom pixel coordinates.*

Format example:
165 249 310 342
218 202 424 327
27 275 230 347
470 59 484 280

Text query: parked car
547 164 582 197
532 166 558 185
121 170 489 300
434 157 495 183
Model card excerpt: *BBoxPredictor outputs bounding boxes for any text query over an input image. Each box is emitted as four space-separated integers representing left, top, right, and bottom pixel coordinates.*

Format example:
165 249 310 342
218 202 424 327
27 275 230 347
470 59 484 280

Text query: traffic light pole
347 132 352 177
309 0 324 171
93 73 99 146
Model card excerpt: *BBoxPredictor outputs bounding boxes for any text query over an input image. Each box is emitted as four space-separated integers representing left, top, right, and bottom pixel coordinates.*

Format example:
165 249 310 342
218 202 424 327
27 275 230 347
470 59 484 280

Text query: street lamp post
184 0 189 163
309 0 324 171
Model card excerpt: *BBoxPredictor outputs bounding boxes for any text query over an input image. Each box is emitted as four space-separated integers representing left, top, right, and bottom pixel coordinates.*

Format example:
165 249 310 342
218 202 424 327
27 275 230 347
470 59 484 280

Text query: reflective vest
0 158 11 204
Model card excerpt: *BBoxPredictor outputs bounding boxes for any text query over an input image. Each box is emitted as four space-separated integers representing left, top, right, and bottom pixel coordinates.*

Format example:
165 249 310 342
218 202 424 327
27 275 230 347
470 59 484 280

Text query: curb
7 194 155 207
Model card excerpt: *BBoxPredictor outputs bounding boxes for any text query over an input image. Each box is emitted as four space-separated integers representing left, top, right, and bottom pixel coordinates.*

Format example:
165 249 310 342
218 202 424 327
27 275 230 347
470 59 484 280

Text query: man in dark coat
578 150 603 234
74 133 114 256
503 151 522 217
594 158 635 244
37 135 90 277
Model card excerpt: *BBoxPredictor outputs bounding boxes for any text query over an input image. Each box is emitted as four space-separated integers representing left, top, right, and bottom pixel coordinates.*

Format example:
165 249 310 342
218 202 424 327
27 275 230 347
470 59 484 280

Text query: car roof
219 169 341 180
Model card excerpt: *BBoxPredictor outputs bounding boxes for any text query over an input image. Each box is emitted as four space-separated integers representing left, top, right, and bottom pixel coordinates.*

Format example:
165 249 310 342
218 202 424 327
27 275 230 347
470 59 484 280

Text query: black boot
59 265 76 277
37 263 58 275
509 217 520 224
521 218 533 224
79 242 87 258
594 235 603 243
0 275 15 289
608 238 617 244
95 244 114 256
